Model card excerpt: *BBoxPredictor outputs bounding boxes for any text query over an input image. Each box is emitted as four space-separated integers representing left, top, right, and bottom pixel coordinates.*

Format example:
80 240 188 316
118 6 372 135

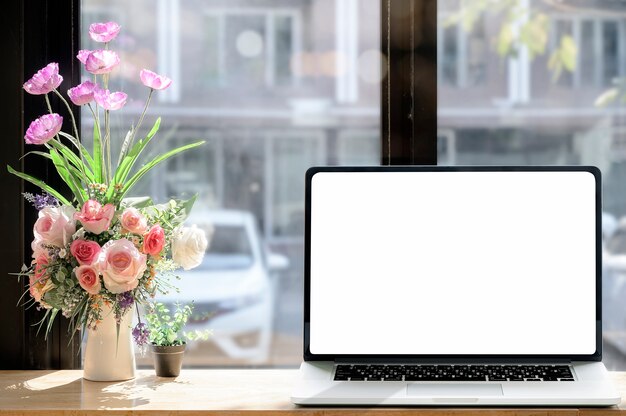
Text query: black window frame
0 0 435 369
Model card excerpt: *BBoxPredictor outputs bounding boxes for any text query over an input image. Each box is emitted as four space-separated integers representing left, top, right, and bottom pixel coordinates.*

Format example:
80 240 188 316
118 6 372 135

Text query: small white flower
59 248 67 258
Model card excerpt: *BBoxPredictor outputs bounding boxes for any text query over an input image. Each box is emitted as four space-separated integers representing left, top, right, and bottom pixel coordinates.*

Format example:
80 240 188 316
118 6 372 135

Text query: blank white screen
309 171 597 355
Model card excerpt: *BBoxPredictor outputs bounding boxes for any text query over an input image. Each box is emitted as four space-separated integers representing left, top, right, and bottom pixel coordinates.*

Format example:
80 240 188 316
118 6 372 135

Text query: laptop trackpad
407 383 503 397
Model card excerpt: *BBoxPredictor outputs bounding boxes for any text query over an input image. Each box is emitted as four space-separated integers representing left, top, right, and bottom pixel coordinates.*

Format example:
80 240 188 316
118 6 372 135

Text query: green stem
105 109 112 184
52 89 80 141
44 93 78 181
44 94 53 114
128 88 154 150
52 89 87 181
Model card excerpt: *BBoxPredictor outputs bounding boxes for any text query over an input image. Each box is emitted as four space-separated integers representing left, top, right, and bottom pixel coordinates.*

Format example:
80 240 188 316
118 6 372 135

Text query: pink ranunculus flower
120 208 148 234
93 86 127 111
67 80 96 106
24 113 63 145
30 254 55 305
99 239 147 294
70 239 101 265
143 225 165 256
34 205 77 247
75 265 102 295
84 49 120 75
89 22 121 43
23 63 63 95
76 50 91 64
74 200 115 235
139 69 172 91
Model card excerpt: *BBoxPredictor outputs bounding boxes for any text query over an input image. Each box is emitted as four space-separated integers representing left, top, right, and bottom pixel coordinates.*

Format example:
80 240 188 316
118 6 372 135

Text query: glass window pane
80 0 380 367
580 20 595 87
439 2 626 369
602 21 619 86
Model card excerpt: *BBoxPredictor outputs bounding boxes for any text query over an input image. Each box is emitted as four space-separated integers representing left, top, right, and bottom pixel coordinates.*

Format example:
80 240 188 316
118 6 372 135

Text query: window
438 14 487 88
550 17 625 88
80 0 381 367
201 9 300 90
439 1 626 369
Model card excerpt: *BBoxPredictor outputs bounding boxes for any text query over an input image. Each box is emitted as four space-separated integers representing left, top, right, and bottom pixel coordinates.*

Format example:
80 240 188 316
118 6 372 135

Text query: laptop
292 166 621 406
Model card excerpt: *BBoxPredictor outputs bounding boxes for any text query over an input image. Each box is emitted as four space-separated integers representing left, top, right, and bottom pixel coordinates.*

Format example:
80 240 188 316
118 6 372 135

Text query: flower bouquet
9 21 208 381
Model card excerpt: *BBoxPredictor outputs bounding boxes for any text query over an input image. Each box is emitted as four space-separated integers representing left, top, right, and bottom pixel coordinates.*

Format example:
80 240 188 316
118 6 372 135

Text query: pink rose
139 69 172 91
93 86 127 111
99 239 147 294
84 50 120 75
74 200 115 235
25 113 63 145
67 81 96 106
120 208 147 234
89 22 121 43
75 265 102 295
34 205 76 247
23 63 63 95
143 225 165 256
70 239 101 265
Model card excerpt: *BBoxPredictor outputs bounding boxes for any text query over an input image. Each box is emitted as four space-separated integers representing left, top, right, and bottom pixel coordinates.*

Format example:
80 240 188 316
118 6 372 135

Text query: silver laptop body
292 166 620 406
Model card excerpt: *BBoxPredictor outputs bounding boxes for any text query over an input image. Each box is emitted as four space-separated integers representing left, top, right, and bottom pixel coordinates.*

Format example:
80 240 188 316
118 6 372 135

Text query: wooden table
0 370 624 415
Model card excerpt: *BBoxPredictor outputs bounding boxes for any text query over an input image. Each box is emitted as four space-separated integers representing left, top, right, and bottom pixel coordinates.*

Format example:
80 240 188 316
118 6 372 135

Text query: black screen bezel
303 165 602 362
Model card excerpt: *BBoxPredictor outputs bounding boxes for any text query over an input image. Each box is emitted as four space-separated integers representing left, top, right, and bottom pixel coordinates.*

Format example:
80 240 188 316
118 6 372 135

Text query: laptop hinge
333 357 573 364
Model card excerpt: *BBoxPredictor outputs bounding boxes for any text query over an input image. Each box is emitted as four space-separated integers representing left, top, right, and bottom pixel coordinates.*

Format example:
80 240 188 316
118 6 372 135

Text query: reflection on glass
81 0 380 366
438 1 626 369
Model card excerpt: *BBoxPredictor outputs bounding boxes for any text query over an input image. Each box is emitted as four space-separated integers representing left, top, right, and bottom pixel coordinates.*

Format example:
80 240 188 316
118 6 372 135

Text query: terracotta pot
151 343 186 377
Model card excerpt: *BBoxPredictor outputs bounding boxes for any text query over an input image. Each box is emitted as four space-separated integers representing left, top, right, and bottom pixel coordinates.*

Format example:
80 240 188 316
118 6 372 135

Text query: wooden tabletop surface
0 369 624 415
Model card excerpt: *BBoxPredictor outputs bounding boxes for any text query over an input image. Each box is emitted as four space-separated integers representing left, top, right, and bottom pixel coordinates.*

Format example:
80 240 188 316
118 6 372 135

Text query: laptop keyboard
334 364 574 381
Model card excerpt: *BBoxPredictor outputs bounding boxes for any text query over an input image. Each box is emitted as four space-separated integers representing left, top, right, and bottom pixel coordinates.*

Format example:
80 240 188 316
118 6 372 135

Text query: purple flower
84 50 120 75
23 63 63 95
76 50 91 64
132 322 150 346
139 69 172 91
23 193 60 210
25 114 63 145
67 81 96 106
94 86 127 111
89 22 121 43
117 291 135 309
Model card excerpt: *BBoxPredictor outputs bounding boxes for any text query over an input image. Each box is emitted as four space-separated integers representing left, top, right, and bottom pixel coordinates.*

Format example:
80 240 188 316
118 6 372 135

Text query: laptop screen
308 169 598 356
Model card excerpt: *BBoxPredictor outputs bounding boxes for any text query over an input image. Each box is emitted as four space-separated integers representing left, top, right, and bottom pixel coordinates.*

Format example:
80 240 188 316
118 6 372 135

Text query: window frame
0 0 436 369
1 0 82 369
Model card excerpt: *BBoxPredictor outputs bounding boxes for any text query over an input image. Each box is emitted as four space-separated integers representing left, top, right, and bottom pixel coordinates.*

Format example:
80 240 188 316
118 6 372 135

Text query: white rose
33 205 76 247
172 225 210 270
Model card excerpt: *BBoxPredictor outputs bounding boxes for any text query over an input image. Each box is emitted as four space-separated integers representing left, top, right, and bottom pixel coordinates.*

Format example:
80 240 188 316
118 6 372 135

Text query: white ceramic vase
83 304 136 382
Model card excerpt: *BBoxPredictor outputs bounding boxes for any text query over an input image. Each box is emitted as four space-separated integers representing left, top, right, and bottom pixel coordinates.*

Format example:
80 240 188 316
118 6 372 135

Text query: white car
158 209 288 363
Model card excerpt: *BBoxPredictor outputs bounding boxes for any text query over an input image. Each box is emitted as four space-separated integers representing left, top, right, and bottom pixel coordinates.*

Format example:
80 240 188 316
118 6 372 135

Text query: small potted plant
139 302 210 377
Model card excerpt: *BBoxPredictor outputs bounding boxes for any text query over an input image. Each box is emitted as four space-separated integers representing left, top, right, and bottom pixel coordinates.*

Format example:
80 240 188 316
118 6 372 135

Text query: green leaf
7 166 71 205
116 129 134 167
48 141 95 182
497 23 514 57
49 149 86 204
92 121 104 183
560 35 577 71
57 131 96 174
118 141 205 201
519 13 548 58
121 196 154 209
595 88 619 107
108 118 161 200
